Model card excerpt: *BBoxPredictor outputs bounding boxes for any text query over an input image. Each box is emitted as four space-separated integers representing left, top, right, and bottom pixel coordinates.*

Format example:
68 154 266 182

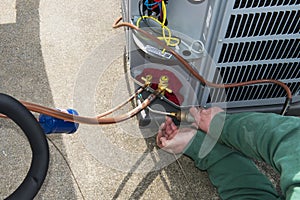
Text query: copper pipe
96 86 146 119
113 17 292 115
93 91 160 124
0 86 148 125
20 86 148 124
21 101 98 124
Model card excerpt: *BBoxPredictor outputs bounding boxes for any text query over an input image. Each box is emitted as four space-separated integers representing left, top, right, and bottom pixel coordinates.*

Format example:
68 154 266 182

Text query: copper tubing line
1 86 149 125
113 17 292 115
96 86 146 119
21 101 99 124
97 91 160 124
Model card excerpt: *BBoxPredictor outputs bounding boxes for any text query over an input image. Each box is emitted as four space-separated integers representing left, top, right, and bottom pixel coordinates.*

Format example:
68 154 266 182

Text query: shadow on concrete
0 0 77 199
112 136 218 199
110 49 218 200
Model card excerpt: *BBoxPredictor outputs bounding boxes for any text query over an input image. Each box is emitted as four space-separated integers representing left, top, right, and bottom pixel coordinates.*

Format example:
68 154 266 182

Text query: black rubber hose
0 93 49 200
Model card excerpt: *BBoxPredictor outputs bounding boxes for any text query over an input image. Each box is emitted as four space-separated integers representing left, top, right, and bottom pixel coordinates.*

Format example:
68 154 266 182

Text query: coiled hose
0 93 49 200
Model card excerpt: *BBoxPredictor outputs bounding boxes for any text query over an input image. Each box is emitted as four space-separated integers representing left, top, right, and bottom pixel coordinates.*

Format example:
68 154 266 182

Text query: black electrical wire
0 93 49 200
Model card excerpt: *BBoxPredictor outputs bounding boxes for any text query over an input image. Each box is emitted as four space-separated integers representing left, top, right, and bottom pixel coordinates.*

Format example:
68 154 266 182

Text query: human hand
156 117 196 154
189 107 224 133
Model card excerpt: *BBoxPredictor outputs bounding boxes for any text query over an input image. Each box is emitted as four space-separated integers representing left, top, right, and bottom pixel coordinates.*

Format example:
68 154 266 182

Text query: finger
159 137 168 148
189 107 199 118
165 116 174 126
159 122 166 131
165 117 176 137
159 137 173 153
156 129 163 140
156 130 164 147
171 122 178 131
159 123 167 137
166 125 178 138
190 107 202 128
167 130 177 140
165 123 174 137
201 108 211 116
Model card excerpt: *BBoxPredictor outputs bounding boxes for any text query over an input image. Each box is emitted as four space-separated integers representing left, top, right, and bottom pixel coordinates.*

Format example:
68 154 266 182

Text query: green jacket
184 112 300 200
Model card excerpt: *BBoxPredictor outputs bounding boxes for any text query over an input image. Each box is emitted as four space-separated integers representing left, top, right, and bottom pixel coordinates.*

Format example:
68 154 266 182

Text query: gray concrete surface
0 0 218 199
0 1 280 200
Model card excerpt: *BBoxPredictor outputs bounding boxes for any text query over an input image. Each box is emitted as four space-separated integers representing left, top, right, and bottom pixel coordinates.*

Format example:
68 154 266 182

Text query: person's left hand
156 117 196 154
190 107 224 133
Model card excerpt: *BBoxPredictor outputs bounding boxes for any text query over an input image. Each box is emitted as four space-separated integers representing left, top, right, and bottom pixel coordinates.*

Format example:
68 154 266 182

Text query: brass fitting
141 74 153 86
158 75 172 94
173 111 195 123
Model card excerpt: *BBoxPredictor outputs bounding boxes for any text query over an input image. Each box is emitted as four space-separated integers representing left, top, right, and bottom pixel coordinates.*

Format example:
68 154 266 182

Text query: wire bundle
137 0 180 49
142 0 165 24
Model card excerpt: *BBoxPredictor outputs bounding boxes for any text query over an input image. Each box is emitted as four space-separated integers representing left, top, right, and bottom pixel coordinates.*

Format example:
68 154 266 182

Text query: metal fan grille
206 1 300 107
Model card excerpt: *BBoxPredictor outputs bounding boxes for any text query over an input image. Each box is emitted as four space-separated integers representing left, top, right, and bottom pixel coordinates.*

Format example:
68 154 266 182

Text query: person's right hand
189 107 224 133
156 117 196 154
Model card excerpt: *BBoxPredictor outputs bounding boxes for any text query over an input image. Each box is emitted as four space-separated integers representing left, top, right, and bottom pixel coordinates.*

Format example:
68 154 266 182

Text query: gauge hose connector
174 111 195 123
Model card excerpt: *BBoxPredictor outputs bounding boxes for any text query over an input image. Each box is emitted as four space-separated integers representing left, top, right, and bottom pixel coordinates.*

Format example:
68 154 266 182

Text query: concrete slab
0 0 218 199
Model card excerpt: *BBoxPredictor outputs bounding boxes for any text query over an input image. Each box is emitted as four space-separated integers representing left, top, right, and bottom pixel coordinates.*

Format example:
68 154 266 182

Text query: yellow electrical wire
136 0 180 50
136 16 180 47
161 0 167 25
160 0 172 50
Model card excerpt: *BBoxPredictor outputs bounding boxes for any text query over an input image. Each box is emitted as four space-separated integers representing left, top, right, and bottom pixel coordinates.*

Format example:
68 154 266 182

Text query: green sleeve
211 112 300 199
183 130 235 170
184 131 280 199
